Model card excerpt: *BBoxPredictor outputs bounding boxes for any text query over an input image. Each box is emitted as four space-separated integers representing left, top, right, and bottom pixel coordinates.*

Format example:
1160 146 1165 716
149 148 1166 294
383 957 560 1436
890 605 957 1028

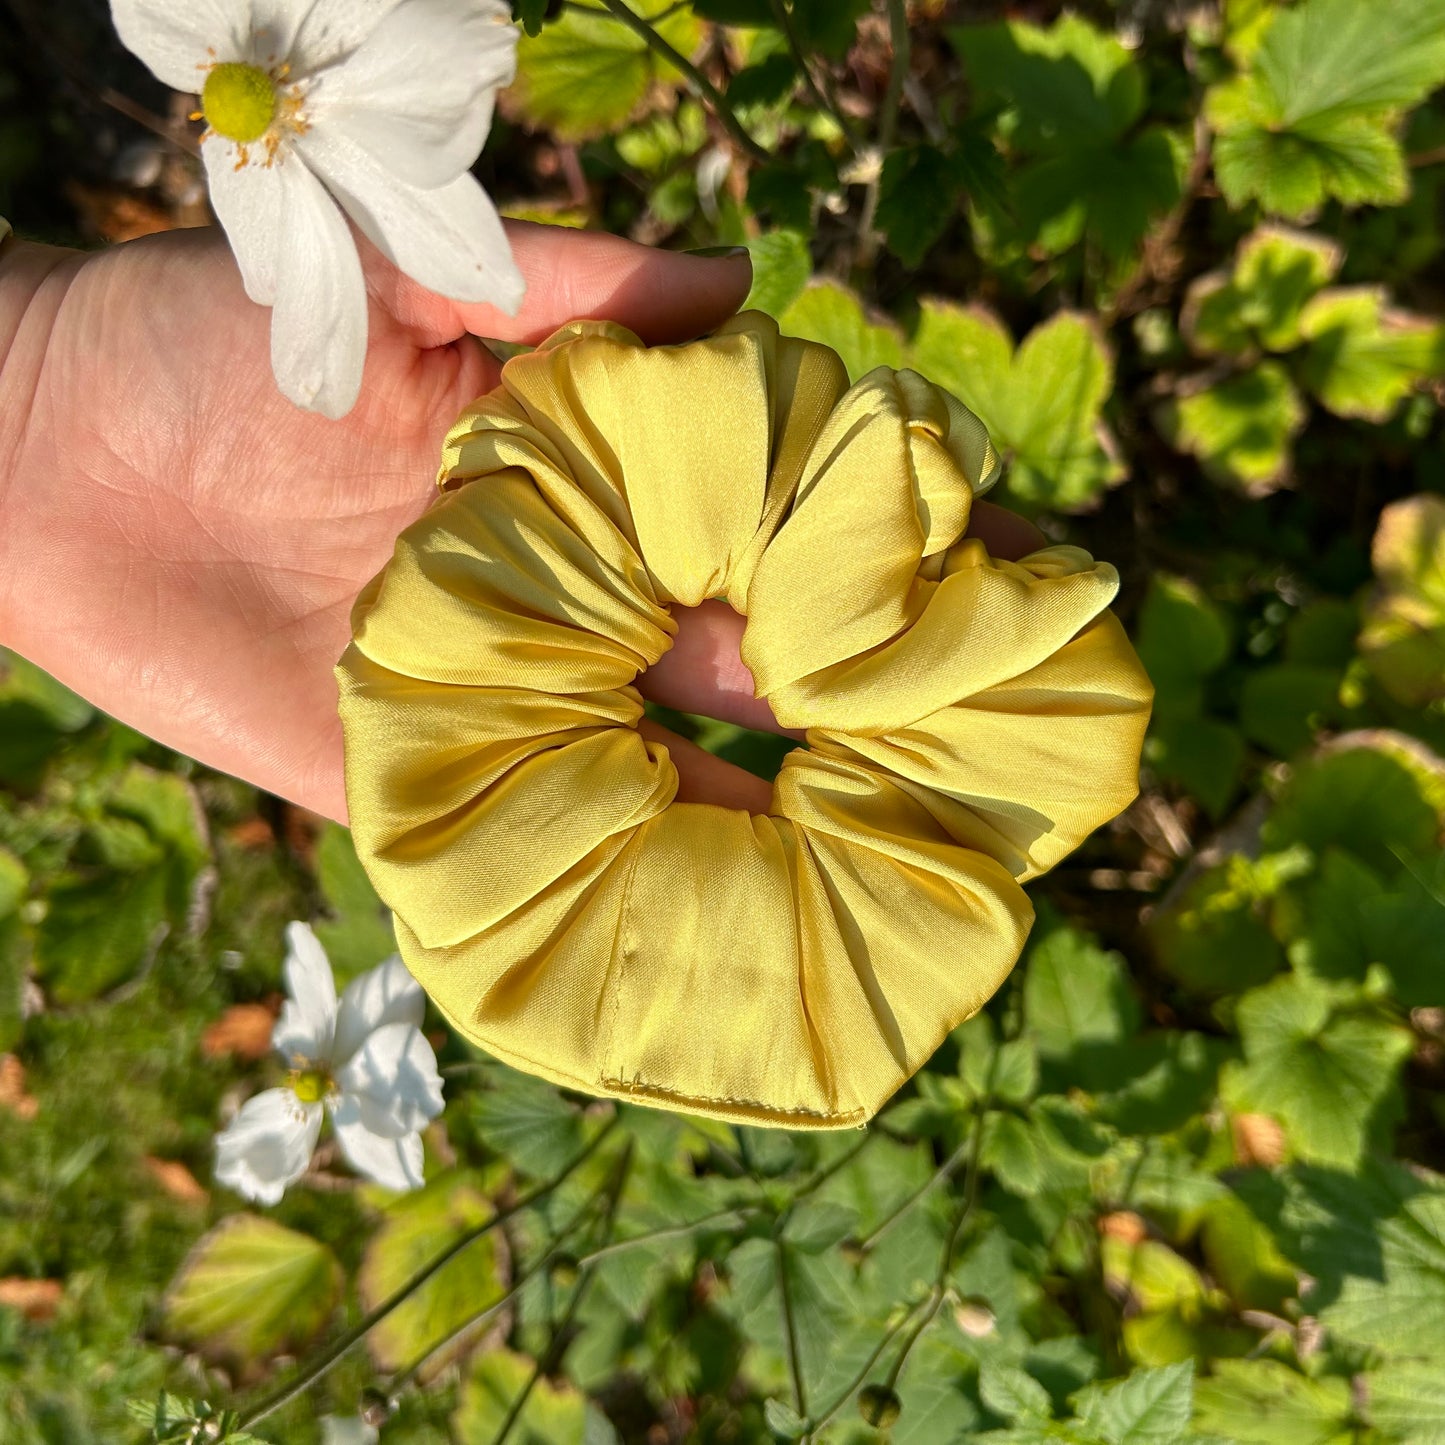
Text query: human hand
0 225 1036 819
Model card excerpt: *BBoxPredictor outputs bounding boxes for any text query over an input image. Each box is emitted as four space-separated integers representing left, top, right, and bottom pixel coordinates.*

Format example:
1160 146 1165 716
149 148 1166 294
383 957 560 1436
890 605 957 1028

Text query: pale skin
0 222 1041 818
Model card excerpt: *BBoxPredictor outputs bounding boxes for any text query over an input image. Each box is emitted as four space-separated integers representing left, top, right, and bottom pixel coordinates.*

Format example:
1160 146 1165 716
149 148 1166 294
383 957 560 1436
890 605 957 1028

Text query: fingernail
683 245 751 259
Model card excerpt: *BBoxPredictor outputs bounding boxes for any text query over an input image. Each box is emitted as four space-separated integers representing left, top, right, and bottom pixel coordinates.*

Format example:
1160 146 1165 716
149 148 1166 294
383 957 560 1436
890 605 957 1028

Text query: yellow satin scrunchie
336 311 1152 1129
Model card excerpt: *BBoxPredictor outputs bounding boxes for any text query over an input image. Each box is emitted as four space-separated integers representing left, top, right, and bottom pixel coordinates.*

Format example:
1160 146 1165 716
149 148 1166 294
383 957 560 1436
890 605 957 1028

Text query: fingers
638 717 773 812
370 222 753 349
967 499 1047 560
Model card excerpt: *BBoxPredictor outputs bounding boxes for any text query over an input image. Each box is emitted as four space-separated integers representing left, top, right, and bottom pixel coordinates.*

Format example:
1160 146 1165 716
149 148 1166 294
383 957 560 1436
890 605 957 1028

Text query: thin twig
776 1234 808 1419
856 0 910 269
853 1134 972 1254
597 0 770 164
766 0 858 147
492 1143 634 1445
802 1296 928 1437
236 1118 618 1430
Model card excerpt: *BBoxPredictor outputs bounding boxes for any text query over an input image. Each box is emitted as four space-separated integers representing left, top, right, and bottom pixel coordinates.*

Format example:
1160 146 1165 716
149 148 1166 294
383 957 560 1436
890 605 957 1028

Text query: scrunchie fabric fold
336 312 1152 1128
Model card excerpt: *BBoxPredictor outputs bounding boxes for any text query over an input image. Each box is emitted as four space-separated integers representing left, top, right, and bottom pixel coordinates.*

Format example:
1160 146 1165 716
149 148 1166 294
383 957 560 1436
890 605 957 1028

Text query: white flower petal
110 0 247 91
333 954 425 1068
332 1097 425 1191
214 1088 322 1204
273 920 339 1063
290 0 405 74
299 127 523 311
268 157 368 418
245 0 317 67
310 0 516 188
335 1020 444 1137
202 138 284 305
321 1417 380 1445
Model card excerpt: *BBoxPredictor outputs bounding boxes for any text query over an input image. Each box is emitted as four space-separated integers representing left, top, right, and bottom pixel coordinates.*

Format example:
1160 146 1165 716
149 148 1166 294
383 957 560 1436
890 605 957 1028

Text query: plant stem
235 1118 618 1431
766 0 858 147
597 0 770 165
384 1189 606 1395
853 1134 972 1254
776 1233 809 1419
856 0 911 268
802 1295 928 1437
492 1143 634 1445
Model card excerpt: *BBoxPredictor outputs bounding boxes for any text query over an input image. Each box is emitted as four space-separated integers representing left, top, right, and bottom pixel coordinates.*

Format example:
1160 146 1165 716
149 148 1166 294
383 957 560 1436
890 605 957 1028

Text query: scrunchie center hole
636 600 805 813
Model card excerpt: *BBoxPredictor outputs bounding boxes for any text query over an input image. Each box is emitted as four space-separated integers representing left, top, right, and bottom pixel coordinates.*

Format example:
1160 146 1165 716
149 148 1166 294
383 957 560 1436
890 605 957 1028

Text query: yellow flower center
201 63 277 144
289 1068 332 1105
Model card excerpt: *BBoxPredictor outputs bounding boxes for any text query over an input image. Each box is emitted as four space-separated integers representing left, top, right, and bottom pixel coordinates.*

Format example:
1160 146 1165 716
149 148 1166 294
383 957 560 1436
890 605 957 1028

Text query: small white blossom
215 922 444 1203
110 0 525 417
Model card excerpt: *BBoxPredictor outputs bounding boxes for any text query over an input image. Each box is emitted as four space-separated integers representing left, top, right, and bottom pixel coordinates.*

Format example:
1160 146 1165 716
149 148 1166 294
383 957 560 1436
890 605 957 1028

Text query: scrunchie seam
596 1073 869 1124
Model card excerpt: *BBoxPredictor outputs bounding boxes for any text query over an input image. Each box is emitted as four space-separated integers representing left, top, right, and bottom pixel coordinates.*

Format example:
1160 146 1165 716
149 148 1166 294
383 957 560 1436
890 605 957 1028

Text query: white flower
110 0 525 418
215 922 444 1203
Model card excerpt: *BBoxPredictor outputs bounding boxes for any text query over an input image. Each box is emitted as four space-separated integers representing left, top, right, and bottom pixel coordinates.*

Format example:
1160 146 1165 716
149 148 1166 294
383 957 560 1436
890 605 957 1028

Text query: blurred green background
2 0 1445 1441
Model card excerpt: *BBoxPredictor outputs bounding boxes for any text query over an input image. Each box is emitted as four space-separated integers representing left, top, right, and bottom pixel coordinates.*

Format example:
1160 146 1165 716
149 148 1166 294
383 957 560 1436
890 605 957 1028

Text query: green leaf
1156 361 1305 492
1264 743 1439 875
742 230 812 318
1221 972 1412 1165
34 864 170 1004
0 648 93 733
1136 576 1232 714
1297 287 1445 421
1234 1158 1445 1360
162 1215 342 1366
1360 494 1445 707
1092 1032 1225 1136
1182 226 1342 357
1072 1360 1195 1444
950 15 1144 148
0 847 26 920
454 1348 591 1444
1275 848 1384 984
311 823 395 984
778 280 904 381
357 1171 503 1374
1361 867 1445 1008
1366 1360 1445 1442
507 0 701 142
1150 861 1285 997
979 1362 1053 1424
1146 716 1246 819
1238 664 1343 757
470 1069 589 1180
875 145 968 268
1205 0 1445 217
513 0 553 39
763 1397 807 1439
1023 921 1140 1089
1197 1195 1299 1315
910 303 1122 510
949 15 1183 259
1191 1360 1355 1445
956 1014 1038 1108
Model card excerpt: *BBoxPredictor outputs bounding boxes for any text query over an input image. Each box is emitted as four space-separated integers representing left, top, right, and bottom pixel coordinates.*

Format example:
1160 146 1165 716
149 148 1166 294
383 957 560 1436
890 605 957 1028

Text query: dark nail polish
683 245 751 259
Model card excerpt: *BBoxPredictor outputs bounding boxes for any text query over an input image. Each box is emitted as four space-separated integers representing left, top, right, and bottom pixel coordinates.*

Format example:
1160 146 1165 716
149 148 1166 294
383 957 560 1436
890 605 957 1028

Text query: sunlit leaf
1182 226 1342 357
778 280 904 381
1221 972 1411 1165
1156 361 1305 492
163 1216 341 1365
507 0 701 142
1206 0 1445 217
1359 494 1445 706
910 302 1122 510
1297 287 1445 421
1191 1359 1355 1445
357 1171 503 1374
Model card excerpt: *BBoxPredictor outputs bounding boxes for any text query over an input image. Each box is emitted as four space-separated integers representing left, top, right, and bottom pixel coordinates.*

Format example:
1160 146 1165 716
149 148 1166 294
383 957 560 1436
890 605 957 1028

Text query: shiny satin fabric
336 311 1153 1129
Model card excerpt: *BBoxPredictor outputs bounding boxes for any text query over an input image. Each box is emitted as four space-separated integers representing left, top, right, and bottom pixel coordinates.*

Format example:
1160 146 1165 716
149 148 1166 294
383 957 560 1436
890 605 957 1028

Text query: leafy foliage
4 1 1445 1441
